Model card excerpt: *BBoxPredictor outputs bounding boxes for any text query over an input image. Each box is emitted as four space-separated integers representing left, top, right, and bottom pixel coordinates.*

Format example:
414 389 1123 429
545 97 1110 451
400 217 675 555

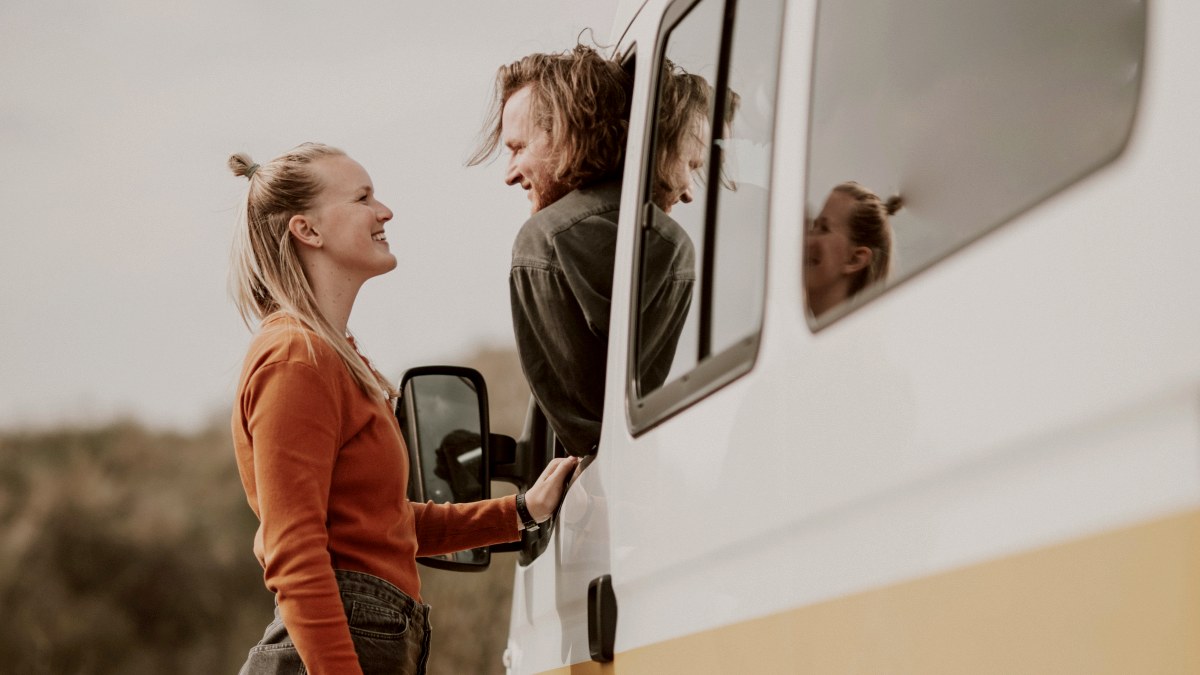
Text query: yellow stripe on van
544 509 1200 674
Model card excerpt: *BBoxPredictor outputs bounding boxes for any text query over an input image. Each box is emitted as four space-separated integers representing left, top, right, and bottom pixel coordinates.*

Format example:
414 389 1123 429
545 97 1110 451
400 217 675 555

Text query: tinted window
628 0 785 432
804 0 1145 325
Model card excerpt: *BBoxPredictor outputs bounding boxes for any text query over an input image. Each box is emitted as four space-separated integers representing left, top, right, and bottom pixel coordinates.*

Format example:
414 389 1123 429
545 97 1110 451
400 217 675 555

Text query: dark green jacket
509 180 695 454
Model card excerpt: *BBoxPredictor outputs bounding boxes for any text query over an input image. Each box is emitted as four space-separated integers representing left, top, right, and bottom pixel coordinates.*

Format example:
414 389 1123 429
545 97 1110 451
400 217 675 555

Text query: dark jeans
238 569 432 675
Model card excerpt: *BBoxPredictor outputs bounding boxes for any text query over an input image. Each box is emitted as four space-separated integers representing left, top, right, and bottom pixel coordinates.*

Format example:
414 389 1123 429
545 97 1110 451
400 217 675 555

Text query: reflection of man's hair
468 44 632 193
433 428 484 503
653 61 741 205
433 429 482 480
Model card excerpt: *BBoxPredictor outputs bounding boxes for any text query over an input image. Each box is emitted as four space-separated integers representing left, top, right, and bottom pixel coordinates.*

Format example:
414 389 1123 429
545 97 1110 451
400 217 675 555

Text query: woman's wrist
515 492 540 531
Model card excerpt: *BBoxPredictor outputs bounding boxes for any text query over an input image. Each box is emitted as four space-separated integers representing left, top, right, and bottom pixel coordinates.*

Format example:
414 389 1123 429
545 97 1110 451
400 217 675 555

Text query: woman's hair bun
884 194 904 216
228 152 260 180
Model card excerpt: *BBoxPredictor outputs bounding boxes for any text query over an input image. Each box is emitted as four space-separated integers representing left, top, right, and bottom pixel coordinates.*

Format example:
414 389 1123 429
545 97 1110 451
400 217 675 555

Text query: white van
398 0 1200 671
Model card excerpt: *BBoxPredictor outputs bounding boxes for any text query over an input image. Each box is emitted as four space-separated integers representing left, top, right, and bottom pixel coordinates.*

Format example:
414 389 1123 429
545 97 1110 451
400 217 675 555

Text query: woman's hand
522 457 581 524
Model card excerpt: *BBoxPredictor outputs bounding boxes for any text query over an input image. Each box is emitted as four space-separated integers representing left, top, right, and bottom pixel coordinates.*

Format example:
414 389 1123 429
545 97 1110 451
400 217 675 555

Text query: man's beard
531 179 575 213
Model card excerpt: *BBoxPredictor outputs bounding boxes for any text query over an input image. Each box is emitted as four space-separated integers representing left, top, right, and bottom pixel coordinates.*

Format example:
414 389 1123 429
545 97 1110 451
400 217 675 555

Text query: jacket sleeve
244 360 362 675
635 208 697 392
509 215 617 455
411 496 521 557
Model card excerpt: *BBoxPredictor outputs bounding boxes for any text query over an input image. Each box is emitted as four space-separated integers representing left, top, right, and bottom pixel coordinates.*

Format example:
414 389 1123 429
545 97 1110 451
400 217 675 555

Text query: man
470 46 699 456
651 66 714 214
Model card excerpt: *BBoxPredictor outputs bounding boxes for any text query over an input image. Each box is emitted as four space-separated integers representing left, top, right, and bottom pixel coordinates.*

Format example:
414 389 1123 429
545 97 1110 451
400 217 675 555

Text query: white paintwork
504 0 1200 672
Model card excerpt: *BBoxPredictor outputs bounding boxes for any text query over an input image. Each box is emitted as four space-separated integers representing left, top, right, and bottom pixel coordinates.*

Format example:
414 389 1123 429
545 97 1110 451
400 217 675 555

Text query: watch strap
516 492 540 532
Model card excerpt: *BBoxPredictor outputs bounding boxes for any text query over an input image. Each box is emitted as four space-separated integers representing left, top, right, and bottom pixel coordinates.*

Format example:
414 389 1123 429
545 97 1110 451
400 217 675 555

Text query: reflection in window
708 0 781 355
635 0 723 396
805 0 1145 324
634 0 784 401
804 182 902 319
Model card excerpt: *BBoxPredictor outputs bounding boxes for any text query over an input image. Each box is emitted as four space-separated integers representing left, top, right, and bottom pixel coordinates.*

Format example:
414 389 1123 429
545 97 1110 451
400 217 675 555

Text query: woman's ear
843 246 873 274
288 214 322 250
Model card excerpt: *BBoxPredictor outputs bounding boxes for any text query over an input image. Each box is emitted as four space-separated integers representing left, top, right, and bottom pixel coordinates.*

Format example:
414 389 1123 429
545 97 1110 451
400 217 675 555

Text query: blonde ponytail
228 143 395 402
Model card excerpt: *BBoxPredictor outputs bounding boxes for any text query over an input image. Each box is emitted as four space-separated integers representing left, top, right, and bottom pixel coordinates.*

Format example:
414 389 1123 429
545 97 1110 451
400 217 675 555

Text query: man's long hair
468 44 632 192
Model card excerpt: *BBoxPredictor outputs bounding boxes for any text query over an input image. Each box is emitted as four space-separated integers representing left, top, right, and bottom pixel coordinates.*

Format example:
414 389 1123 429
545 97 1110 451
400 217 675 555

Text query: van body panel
534 509 1200 674
503 0 1200 672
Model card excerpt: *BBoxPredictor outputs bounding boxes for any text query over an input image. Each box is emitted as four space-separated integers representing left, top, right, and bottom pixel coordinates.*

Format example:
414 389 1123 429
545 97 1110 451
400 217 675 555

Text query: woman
804 181 902 318
227 142 576 675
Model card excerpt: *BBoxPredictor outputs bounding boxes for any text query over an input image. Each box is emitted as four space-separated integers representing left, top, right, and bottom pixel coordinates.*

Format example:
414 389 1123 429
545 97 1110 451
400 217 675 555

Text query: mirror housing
396 366 510 572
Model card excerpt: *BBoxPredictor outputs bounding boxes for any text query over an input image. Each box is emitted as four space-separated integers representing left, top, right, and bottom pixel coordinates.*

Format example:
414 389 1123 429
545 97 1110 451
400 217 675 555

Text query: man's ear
288 214 322 250
843 246 873 275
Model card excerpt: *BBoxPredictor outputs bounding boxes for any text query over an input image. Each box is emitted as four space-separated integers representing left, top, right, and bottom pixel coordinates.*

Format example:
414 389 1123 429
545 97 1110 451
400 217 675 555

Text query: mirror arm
489 433 529 492
489 433 516 466
490 432 532 554
490 539 524 553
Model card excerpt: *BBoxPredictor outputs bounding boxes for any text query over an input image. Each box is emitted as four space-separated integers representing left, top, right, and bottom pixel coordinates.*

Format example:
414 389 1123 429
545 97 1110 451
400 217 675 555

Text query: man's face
502 84 570 213
654 118 708 213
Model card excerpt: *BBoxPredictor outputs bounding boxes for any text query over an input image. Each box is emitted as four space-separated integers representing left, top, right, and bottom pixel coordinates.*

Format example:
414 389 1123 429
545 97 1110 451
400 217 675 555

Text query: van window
804 0 1145 325
627 0 786 433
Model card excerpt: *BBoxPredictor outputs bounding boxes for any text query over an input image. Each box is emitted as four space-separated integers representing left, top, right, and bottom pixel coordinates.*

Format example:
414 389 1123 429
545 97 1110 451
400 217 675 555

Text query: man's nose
505 156 521 186
681 171 697 203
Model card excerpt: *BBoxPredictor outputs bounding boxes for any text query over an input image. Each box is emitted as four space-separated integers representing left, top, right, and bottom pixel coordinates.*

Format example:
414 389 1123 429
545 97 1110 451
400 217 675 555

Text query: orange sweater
232 313 519 675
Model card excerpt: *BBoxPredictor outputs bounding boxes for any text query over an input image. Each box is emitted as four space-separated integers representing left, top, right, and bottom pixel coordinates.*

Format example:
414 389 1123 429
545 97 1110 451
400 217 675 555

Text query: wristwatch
515 492 540 532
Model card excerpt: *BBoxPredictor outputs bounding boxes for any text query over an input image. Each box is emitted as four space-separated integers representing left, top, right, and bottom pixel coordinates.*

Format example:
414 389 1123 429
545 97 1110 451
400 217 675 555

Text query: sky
0 0 619 431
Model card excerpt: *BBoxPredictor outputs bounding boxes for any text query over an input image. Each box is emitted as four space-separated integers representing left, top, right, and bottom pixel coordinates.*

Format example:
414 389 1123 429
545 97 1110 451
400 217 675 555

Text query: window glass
709 0 782 354
804 0 1145 324
631 0 784 411
635 0 723 395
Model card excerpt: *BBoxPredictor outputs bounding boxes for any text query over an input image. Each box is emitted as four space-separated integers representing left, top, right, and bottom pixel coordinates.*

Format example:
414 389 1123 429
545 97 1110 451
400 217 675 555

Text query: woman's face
804 190 868 315
306 155 396 282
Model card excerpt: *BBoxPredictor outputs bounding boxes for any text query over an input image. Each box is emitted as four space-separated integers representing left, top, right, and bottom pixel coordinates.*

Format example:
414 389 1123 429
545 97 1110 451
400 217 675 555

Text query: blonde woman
804 181 902 318
227 143 576 675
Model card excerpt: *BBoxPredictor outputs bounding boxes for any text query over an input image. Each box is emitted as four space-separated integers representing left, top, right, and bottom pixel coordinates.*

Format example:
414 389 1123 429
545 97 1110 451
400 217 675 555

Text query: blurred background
0 1 616 672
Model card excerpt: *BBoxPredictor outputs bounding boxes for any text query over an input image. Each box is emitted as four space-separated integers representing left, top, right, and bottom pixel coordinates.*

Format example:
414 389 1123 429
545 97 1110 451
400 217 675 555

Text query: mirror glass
397 373 488 566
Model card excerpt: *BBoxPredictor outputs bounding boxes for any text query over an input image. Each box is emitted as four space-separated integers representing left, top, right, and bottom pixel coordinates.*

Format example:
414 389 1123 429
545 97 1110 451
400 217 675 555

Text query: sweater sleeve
411 495 521 558
245 360 362 675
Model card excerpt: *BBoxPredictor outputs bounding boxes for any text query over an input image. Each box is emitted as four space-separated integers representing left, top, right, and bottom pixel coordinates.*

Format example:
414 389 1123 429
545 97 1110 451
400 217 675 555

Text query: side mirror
396 366 499 571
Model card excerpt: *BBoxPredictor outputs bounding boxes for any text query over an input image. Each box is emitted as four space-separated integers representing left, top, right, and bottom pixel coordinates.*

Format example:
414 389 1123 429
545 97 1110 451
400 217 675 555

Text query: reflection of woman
804 181 902 318
227 143 576 675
